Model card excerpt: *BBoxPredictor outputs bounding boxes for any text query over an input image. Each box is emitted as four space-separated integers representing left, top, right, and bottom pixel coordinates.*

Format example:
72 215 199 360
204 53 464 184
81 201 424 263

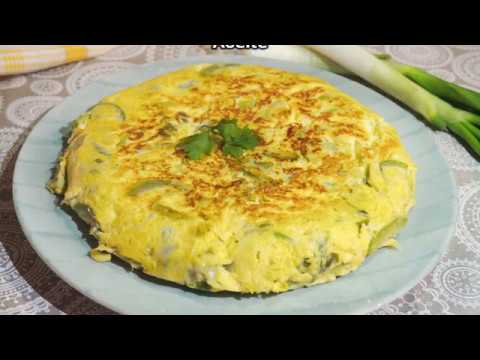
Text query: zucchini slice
380 159 408 169
368 217 408 255
152 203 188 220
127 180 170 197
236 98 257 110
178 80 198 89
199 64 239 77
72 203 98 228
265 151 299 161
88 103 126 122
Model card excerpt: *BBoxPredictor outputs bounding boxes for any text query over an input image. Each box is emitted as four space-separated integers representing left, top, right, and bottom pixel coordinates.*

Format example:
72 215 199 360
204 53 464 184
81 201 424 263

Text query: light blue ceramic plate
13 56 457 315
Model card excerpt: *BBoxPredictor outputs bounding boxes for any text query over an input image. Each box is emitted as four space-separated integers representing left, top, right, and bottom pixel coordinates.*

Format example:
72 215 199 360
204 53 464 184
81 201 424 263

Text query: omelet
48 64 416 294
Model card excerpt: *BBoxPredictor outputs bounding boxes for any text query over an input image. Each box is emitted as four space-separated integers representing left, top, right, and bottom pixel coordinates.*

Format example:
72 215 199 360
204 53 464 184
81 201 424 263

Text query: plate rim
12 55 458 315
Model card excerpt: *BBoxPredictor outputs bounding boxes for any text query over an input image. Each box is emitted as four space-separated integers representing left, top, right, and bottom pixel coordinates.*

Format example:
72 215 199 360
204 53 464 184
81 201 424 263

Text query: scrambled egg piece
48 64 417 294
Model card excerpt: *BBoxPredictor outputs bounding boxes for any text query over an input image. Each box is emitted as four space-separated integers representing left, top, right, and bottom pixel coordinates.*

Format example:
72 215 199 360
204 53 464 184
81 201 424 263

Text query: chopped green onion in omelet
48 63 416 294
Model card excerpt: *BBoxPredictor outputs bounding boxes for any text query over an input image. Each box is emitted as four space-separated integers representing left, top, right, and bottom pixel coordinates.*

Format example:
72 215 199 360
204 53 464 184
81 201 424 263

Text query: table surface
1 45 479 315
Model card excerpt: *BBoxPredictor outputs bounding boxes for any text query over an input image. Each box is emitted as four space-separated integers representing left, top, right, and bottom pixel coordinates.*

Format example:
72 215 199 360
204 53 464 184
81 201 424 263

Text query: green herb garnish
215 119 259 158
177 131 214 160
177 119 259 160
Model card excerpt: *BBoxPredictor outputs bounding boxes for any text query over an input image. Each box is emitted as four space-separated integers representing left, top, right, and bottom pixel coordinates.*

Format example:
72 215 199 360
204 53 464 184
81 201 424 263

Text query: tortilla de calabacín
48 64 416 294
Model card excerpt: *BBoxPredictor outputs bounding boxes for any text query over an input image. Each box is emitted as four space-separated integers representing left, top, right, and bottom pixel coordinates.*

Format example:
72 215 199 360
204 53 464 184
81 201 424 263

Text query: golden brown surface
49 64 416 294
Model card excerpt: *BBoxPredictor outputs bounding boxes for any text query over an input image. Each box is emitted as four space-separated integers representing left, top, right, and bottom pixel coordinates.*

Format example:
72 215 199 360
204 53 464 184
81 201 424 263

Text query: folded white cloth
0 45 119 76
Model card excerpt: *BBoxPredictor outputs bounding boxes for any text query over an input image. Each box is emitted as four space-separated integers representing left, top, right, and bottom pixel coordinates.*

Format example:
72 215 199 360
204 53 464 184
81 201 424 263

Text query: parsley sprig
177 131 214 160
177 119 259 160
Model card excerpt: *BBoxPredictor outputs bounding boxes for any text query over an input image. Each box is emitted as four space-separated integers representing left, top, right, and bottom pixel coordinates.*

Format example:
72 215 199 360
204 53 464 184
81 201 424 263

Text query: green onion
306 45 480 157
378 54 480 114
